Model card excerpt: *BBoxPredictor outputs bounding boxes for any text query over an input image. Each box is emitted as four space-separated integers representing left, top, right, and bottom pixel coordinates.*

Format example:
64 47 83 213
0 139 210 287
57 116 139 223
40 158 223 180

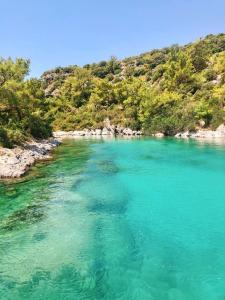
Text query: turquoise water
1 138 225 299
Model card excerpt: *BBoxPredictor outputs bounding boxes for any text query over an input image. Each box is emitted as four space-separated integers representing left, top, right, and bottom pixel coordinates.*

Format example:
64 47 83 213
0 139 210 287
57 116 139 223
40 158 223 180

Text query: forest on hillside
1 33 225 147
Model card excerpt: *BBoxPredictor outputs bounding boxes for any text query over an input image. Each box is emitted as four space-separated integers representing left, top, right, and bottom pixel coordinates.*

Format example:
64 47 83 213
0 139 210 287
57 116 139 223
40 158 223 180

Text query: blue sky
0 0 224 77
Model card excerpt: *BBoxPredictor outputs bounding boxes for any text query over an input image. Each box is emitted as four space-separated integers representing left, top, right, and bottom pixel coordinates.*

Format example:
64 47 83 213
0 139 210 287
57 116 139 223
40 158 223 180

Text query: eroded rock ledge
0 139 60 178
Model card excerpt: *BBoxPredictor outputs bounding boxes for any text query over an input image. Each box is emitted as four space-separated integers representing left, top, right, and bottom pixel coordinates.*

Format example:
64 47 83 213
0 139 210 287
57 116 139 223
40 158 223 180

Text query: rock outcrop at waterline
53 127 142 139
0 139 60 178
175 124 225 139
2 123 225 179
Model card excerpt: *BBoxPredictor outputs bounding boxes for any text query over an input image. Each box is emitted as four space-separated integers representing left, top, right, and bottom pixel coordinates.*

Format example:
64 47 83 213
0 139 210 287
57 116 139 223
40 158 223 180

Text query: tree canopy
0 58 51 147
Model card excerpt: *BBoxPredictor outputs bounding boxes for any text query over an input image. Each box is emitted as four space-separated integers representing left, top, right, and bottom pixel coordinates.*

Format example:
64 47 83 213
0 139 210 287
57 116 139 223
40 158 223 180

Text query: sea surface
0 137 225 300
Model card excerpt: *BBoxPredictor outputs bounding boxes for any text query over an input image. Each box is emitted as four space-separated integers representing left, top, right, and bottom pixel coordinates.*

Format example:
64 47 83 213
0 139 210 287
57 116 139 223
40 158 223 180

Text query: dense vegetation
1 33 225 147
0 59 51 147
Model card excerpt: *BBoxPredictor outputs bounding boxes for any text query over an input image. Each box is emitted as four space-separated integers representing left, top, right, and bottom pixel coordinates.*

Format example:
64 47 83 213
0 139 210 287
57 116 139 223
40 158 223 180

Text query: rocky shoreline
174 124 225 139
1 123 225 179
53 127 142 139
53 124 225 141
152 124 225 140
0 139 60 179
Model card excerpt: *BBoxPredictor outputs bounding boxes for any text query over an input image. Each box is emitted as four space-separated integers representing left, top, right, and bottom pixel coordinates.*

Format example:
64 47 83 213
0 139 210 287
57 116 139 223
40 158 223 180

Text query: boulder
175 133 182 138
136 131 142 135
181 131 190 138
154 132 164 138
123 128 133 135
83 129 92 136
102 127 110 135
95 129 102 135
91 130 96 135
76 131 85 136
115 125 124 135
198 120 206 128
216 124 225 135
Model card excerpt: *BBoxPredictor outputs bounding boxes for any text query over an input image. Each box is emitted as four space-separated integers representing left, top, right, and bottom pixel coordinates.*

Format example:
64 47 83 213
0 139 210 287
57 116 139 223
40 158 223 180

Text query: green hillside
1 33 225 146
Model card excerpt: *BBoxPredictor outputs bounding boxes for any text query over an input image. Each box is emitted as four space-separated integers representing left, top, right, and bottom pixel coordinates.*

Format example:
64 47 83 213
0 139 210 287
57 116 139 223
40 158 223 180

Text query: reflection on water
1 138 225 299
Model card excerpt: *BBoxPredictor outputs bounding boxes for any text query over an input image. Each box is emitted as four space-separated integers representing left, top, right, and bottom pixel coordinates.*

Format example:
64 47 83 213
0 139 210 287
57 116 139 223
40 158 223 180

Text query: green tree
59 68 94 108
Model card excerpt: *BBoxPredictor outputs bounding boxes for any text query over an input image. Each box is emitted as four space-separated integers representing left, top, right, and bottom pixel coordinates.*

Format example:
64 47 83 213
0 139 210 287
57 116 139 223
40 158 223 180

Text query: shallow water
1 138 225 300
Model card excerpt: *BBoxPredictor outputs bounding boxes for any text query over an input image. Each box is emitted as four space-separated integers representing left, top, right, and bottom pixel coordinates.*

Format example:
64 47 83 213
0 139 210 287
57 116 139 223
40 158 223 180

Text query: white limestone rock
154 132 165 138
0 139 60 179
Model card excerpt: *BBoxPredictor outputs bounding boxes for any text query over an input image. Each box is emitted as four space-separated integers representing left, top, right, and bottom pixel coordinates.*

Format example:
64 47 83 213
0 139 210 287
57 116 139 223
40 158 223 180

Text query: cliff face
41 67 75 97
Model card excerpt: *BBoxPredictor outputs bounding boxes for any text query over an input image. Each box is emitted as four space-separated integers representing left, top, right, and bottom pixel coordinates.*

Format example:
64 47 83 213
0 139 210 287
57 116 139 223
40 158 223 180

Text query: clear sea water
1 137 225 300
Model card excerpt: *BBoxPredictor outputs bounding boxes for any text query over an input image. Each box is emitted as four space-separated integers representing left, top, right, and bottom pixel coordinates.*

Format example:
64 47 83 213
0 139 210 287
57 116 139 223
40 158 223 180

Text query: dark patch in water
140 154 160 160
71 176 85 190
0 274 17 293
87 199 127 215
33 232 47 242
1 187 19 199
96 160 119 175
184 158 205 167
0 203 46 232
90 219 109 299
28 270 51 289
54 265 97 298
